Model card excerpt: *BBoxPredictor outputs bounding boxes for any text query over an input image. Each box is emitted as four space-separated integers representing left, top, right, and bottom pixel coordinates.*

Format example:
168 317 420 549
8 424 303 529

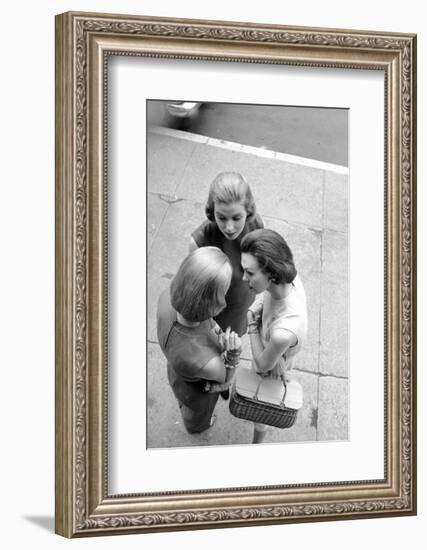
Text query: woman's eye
233 217 242 221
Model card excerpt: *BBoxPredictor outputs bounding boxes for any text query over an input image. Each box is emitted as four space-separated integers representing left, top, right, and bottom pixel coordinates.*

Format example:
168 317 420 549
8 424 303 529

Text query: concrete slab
320 230 348 377
319 272 348 378
175 142 257 205
145 130 349 448
148 132 197 196
147 193 169 253
317 376 349 441
147 343 254 448
251 162 324 229
322 229 349 279
147 199 206 341
259 370 318 444
323 171 348 233
174 141 325 228
148 198 205 272
147 342 320 448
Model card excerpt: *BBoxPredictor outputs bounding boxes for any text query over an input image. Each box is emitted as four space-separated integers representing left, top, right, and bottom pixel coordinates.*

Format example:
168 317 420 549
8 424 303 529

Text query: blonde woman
157 247 242 434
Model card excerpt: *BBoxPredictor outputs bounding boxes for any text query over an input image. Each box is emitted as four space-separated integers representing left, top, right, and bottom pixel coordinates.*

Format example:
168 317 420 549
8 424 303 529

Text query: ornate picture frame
55 11 417 537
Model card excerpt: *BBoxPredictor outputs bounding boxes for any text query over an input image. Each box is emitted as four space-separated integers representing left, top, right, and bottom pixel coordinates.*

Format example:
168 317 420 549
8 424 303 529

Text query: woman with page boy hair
240 228 308 443
157 247 242 434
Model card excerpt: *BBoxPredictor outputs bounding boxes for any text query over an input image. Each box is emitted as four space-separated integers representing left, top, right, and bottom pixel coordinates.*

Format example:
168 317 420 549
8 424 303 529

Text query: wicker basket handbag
229 364 303 428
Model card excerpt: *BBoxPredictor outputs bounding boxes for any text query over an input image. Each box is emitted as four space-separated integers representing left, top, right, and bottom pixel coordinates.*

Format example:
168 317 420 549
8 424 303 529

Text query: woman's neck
176 312 200 327
268 282 291 300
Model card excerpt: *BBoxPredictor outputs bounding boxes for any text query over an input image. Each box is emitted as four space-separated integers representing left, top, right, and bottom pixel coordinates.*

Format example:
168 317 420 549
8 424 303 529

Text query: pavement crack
158 193 184 204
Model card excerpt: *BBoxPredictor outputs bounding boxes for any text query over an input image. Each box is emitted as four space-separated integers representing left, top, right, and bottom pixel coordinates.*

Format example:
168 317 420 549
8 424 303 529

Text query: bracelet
224 350 240 367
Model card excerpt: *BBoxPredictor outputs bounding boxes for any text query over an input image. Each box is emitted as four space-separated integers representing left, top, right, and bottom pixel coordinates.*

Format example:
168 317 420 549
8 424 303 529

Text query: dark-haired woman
240 229 307 443
157 247 241 434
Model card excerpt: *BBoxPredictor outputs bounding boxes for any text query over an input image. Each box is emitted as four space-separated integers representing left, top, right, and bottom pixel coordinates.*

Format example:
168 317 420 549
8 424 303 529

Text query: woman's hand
217 326 241 354
247 309 259 325
261 363 292 381
224 326 242 353
204 379 233 393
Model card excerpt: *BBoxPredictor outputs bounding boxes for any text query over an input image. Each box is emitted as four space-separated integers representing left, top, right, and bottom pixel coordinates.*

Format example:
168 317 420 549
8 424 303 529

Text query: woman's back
157 290 222 382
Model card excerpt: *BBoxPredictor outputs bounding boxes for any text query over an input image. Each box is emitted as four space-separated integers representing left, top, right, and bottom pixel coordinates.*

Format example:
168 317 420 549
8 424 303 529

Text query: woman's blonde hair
171 247 232 322
205 172 256 222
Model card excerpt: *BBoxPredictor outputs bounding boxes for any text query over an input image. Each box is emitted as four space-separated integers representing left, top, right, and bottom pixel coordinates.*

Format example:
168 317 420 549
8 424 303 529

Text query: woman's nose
225 221 234 232
242 272 248 281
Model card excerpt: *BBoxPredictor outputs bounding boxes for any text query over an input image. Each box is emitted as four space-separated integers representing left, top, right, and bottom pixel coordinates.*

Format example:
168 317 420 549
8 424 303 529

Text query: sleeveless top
261 274 308 370
191 213 264 335
156 289 223 408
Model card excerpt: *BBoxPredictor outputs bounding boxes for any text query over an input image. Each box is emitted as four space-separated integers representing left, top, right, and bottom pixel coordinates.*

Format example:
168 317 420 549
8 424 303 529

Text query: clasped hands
204 326 241 393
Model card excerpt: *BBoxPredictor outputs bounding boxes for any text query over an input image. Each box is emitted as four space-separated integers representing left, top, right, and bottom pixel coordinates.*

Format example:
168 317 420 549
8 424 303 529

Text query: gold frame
55 11 417 537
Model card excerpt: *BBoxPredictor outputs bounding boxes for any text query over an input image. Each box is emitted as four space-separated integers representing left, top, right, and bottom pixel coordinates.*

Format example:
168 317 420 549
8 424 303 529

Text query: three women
157 171 307 440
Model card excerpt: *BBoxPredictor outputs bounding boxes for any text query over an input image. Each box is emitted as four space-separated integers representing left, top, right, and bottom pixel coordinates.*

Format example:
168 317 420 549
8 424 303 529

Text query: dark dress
192 214 264 336
157 289 223 433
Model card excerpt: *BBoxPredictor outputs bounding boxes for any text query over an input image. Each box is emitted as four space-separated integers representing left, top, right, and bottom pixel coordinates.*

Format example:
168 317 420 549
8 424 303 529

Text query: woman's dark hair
240 228 297 284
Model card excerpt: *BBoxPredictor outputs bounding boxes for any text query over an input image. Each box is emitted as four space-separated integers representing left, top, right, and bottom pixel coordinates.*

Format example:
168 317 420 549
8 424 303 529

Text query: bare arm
247 309 296 375
203 328 241 393
203 362 237 393
188 236 199 253
199 356 227 383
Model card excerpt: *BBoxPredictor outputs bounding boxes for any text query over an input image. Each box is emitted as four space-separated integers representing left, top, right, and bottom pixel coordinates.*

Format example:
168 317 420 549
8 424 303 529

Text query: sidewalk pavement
147 126 349 448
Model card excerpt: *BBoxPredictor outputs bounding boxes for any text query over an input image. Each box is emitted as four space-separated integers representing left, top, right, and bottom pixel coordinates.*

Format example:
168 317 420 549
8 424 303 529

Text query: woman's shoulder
290 275 307 303
192 219 220 246
157 289 172 318
269 326 297 348
156 289 177 348
168 325 223 378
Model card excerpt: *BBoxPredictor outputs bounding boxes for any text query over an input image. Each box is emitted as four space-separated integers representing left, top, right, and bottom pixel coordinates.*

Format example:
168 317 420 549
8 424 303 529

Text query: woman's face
241 252 271 294
214 201 247 240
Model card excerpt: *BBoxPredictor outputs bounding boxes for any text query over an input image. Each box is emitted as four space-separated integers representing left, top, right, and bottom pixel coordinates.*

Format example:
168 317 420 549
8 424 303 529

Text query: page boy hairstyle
170 247 232 322
240 228 297 284
205 172 256 222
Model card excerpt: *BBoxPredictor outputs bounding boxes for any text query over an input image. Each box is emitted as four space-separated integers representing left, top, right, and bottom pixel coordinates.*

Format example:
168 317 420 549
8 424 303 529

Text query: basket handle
253 372 288 405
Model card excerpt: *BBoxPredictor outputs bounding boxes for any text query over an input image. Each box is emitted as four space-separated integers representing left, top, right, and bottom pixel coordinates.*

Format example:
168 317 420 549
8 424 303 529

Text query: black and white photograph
1 0 421 546
147 99 349 448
